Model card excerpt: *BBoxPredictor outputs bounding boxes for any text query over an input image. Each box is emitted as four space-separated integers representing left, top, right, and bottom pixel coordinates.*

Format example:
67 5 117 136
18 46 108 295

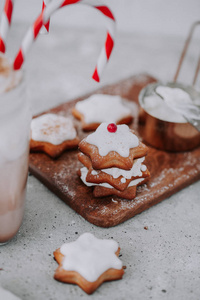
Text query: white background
0 0 200 38
1 3 200 300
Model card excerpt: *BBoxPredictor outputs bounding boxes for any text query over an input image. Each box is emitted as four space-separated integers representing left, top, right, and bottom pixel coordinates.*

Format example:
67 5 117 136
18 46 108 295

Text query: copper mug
138 82 200 152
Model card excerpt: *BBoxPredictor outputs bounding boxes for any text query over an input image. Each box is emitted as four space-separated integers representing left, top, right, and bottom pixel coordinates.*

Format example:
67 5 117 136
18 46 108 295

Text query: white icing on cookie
86 123 139 157
102 157 145 179
140 164 147 172
128 178 144 187
60 232 122 282
75 94 131 124
91 170 98 175
80 167 112 188
80 167 144 189
31 113 77 145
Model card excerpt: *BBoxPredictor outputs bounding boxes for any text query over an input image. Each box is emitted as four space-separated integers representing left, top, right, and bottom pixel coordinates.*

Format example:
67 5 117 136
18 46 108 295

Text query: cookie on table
30 113 80 158
72 94 133 131
78 123 148 170
53 232 124 294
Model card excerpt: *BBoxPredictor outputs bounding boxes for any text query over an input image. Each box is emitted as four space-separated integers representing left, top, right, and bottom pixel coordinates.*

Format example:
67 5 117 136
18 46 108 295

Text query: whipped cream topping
156 86 192 106
143 86 198 123
156 86 200 121
80 167 144 189
75 94 131 124
0 106 30 162
0 66 31 162
60 232 122 282
31 114 77 145
86 123 139 157
0 54 22 94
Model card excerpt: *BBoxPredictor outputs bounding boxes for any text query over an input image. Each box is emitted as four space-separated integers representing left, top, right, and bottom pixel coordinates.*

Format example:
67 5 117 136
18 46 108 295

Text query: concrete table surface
0 23 200 300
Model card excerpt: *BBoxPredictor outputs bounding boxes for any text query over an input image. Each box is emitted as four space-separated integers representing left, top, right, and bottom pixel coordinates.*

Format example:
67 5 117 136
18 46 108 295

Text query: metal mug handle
173 21 200 86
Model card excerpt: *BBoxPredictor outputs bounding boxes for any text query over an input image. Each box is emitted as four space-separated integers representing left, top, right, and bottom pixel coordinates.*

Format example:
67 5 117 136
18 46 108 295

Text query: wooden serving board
29 74 200 228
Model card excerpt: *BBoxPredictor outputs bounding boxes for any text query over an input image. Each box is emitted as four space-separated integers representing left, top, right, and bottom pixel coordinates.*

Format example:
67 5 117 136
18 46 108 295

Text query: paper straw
0 0 14 53
13 0 116 82
40 0 51 33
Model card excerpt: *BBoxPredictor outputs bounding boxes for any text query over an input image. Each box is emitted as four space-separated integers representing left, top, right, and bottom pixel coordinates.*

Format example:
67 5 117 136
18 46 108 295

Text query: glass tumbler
0 73 31 244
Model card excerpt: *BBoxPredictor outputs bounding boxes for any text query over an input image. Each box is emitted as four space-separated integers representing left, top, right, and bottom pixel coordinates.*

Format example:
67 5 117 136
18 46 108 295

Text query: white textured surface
0 13 200 300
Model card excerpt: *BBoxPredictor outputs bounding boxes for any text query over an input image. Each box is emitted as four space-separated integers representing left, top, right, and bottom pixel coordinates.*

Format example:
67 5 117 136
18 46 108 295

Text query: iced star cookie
72 94 133 131
53 232 124 294
30 113 80 158
78 122 148 170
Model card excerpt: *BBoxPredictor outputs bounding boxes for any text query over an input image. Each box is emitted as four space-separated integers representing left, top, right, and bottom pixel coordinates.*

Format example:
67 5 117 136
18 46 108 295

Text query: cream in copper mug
139 82 200 152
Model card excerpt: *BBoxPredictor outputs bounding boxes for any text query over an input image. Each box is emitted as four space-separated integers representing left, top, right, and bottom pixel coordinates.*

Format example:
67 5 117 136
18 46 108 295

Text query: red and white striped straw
13 0 115 82
41 0 51 33
0 0 14 53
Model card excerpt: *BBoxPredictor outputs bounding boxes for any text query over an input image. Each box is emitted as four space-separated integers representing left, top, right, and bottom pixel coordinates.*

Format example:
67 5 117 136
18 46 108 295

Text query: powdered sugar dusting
96 151 200 218
31 113 77 145
52 166 76 198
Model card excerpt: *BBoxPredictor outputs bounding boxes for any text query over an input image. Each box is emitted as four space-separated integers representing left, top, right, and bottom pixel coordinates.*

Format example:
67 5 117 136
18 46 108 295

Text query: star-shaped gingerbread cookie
53 232 125 294
30 113 80 158
78 123 148 170
72 94 133 131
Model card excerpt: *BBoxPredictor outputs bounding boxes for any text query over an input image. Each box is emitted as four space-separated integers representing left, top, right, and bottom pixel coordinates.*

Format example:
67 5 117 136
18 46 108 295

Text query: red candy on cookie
107 123 117 133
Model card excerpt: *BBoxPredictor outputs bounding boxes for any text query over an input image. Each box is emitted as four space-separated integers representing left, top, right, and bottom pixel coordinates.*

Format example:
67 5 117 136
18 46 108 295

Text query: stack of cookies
78 122 150 200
